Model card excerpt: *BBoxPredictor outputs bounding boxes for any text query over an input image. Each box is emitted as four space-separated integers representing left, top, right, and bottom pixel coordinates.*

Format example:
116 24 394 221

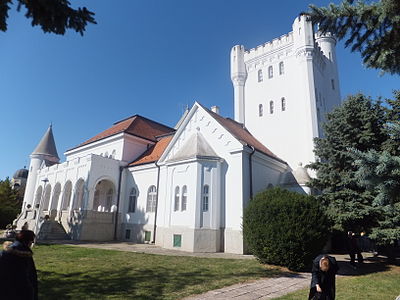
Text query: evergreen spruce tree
308 94 388 232
309 0 400 74
0 0 95 35
350 91 400 245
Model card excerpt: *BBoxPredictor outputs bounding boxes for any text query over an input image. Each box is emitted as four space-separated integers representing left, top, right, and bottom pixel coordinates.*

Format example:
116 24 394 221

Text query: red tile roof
69 115 175 151
202 105 286 164
129 135 174 166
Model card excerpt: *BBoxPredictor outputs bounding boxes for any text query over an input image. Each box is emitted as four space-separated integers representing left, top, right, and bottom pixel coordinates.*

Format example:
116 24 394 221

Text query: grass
276 265 400 300
33 244 283 300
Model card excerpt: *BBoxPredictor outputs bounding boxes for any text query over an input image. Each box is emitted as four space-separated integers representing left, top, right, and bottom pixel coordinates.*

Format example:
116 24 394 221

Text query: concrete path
182 273 311 300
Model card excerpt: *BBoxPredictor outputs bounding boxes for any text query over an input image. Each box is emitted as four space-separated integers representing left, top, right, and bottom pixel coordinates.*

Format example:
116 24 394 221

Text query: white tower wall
23 155 43 208
231 15 342 171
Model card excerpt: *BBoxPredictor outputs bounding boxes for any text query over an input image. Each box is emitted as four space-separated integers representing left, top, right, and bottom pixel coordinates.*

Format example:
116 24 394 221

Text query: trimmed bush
243 187 330 271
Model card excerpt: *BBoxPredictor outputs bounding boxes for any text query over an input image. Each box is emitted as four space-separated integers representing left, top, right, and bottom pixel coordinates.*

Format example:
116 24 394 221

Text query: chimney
211 106 220 115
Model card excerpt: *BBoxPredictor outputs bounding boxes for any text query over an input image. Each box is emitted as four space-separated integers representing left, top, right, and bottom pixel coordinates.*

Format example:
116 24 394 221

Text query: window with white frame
259 104 263 117
202 185 209 212
270 101 274 114
174 186 180 211
258 69 263 82
279 61 284 75
268 66 273 78
181 185 187 211
146 185 157 212
128 188 137 212
281 97 286 111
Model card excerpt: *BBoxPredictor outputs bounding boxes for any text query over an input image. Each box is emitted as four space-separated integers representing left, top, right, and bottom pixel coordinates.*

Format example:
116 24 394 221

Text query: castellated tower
230 14 341 172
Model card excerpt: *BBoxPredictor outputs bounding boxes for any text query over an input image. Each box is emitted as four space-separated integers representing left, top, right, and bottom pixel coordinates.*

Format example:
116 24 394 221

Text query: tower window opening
268 66 273 79
259 104 263 117
270 101 274 114
257 69 263 82
279 62 284 75
281 98 286 111
331 79 335 90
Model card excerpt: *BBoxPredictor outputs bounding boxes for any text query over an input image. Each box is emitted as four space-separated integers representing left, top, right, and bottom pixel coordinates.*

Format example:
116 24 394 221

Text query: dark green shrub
243 187 330 271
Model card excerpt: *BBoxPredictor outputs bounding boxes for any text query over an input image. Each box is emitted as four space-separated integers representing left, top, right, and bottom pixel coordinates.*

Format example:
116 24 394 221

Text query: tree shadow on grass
336 256 392 277
38 264 281 300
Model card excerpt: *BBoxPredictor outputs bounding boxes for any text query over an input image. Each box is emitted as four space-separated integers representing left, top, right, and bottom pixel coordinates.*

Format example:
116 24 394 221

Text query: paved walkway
182 273 311 300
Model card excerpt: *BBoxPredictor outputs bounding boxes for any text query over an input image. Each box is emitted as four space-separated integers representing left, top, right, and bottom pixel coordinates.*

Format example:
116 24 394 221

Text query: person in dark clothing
308 254 339 300
347 231 363 267
0 230 38 300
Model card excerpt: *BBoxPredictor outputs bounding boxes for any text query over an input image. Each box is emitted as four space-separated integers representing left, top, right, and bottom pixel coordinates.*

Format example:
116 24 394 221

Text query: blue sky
0 0 398 180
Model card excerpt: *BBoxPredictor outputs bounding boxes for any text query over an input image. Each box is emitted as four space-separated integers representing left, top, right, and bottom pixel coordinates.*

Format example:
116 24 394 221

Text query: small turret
292 14 315 54
315 31 337 62
23 125 60 208
230 45 247 123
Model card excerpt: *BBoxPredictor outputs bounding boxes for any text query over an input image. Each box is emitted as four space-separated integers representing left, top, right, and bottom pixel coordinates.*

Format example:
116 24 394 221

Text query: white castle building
15 15 341 254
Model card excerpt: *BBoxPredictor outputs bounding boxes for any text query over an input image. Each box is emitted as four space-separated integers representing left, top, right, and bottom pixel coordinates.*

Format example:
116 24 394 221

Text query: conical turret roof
32 125 60 161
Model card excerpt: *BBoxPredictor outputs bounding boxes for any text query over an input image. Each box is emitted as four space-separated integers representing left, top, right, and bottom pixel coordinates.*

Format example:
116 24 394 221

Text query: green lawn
276 265 400 300
34 244 282 300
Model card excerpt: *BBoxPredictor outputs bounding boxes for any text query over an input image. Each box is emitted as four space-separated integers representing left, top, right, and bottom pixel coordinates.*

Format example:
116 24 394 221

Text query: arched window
259 104 263 117
181 185 187 211
93 190 100 211
42 185 52 211
257 69 263 82
202 185 209 212
73 179 85 210
146 185 157 212
106 188 113 212
128 188 137 212
62 181 72 210
174 186 180 211
34 186 43 208
268 66 273 78
281 97 286 111
270 101 274 114
279 61 284 75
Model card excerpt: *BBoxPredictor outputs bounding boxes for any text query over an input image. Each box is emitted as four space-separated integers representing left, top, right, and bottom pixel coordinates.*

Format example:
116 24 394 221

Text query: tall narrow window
146 185 157 212
128 188 137 212
257 69 263 82
331 79 335 90
174 186 180 211
259 104 263 117
181 185 187 211
106 188 113 212
281 97 286 111
202 185 209 212
268 66 273 78
270 101 274 114
279 61 284 75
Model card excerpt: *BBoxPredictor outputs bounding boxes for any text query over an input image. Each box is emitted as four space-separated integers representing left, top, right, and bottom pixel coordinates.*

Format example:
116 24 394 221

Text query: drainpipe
152 161 161 244
249 146 256 199
113 166 124 240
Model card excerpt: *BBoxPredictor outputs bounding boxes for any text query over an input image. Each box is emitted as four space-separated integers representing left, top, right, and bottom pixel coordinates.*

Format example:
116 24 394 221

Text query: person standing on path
0 230 38 300
308 254 339 300
347 231 363 267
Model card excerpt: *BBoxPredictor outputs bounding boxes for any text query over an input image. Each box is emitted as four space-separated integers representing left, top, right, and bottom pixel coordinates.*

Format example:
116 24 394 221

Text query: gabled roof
199 104 285 163
167 131 219 162
129 135 174 166
69 115 175 151
32 125 60 161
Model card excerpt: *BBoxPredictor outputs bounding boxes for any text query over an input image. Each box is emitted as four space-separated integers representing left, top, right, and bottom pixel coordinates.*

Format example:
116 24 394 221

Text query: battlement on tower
244 32 294 61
